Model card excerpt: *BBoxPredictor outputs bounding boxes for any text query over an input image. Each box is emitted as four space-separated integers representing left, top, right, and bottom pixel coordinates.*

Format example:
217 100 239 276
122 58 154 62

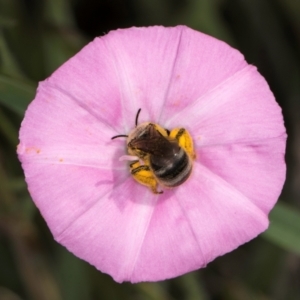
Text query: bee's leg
169 128 196 160
129 161 163 194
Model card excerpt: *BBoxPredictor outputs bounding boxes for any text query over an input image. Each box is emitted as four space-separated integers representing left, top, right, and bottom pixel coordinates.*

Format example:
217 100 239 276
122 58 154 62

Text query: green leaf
0 74 35 115
262 202 300 255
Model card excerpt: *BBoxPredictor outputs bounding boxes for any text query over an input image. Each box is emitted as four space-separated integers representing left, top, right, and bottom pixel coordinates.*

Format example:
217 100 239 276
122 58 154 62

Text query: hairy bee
112 109 195 194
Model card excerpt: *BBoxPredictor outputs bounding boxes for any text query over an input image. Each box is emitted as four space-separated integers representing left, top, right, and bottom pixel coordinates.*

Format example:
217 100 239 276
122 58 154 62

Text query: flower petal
44 26 192 133
164 64 286 214
159 26 247 123
56 179 158 283
51 162 268 283
198 137 286 215
166 65 285 144
18 161 129 237
17 83 129 236
130 163 268 282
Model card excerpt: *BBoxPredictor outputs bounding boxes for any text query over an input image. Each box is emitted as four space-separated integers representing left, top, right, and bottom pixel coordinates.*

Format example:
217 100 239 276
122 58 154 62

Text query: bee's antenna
111 134 128 140
111 108 141 140
135 108 141 126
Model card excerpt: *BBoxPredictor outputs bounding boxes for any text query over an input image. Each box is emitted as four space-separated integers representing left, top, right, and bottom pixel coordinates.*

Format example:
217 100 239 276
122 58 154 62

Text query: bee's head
127 122 151 157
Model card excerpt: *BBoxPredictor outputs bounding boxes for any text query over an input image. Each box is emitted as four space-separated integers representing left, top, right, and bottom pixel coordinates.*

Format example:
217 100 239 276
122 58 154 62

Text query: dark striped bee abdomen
150 148 192 187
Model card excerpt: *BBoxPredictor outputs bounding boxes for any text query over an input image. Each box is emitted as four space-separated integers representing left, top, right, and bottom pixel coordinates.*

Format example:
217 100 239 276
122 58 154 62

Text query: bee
111 109 195 194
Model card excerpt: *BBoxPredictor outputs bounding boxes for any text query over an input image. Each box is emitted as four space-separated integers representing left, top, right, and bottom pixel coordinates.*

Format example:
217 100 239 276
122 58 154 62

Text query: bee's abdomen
150 149 192 188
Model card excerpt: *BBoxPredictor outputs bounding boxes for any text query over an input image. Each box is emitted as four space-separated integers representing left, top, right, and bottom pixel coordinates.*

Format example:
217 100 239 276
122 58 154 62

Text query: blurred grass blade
136 282 170 300
262 202 300 255
56 247 91 300
0 30 25 79
45 0 75 27
173 0 235 45
178 272 209 300
42 31 79 75
0 107 18 145
277 0 300 26
0 74 35 115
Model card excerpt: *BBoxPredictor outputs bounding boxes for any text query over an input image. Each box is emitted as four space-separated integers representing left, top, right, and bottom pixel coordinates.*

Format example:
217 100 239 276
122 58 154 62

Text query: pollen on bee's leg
119 155 139 161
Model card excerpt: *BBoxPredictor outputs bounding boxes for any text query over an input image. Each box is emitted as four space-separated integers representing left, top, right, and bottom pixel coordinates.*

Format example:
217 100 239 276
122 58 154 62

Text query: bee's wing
130 136 168 155
129 123 180 156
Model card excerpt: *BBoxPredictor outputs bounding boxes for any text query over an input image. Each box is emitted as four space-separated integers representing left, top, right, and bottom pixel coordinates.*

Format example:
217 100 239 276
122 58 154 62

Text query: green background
0 0 300 299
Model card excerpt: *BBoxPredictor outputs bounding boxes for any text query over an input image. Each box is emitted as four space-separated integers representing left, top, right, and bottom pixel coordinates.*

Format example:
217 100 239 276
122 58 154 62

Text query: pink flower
17 26 286 283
